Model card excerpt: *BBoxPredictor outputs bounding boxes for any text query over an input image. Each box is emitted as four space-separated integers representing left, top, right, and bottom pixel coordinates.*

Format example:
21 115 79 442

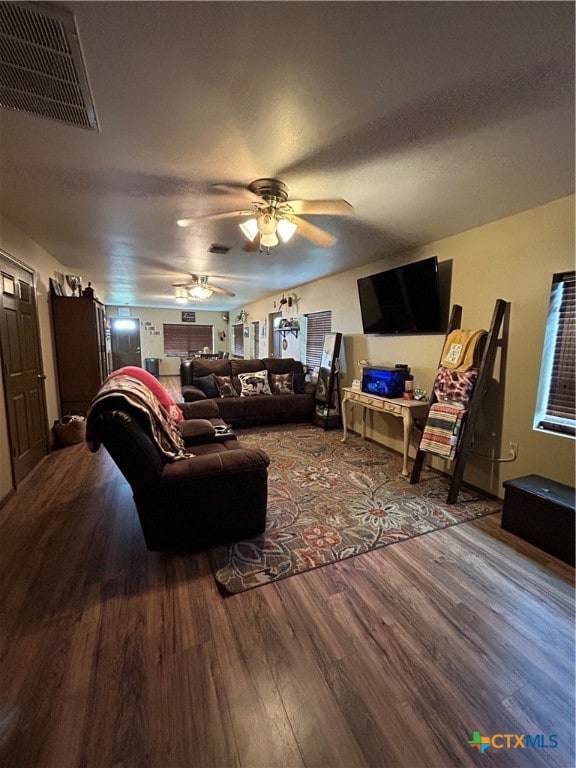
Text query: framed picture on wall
49 277 64 296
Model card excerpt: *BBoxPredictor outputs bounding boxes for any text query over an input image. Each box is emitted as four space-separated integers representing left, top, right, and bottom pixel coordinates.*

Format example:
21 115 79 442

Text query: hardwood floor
0 398 574 767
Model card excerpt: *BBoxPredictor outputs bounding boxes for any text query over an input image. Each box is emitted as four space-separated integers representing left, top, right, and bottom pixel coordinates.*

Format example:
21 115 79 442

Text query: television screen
357 256 445 334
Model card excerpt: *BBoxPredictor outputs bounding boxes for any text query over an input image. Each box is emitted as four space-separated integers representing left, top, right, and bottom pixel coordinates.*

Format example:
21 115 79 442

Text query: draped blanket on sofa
86 375 188 461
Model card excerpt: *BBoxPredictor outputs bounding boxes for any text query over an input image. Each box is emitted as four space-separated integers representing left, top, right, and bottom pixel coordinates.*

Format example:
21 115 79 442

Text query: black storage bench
501 475 575 566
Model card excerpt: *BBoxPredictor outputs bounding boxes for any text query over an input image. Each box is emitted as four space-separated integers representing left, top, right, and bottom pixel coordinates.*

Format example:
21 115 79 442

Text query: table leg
401 409 413 476
341 395 349 442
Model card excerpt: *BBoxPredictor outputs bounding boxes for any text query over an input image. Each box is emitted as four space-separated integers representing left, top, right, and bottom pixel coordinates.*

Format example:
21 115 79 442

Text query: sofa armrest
178 418 216 442
303 382 317 395
162 446 270 482
179 399 220 419
181 385 206 403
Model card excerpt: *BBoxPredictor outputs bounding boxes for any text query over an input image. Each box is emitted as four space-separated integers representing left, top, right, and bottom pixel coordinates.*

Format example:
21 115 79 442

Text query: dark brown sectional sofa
87 389 269 552
180 357 316 427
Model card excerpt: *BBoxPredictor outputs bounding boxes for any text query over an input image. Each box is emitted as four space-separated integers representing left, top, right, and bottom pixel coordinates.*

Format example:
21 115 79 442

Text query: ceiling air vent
0 1 98 129
207 244 231 255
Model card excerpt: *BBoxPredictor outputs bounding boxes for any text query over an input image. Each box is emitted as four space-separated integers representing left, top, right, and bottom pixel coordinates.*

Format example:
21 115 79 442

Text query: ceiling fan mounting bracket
248 178 289 206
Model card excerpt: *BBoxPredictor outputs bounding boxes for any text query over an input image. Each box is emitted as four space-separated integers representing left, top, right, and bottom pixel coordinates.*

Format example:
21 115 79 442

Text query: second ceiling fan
177 178 354 253
171 275 235 301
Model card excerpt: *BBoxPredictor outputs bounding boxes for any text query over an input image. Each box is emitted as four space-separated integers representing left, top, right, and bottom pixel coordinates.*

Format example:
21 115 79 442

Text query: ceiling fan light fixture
174 286 188 303
260 232 279 248
277 218 297 243
257 212 278 236
240 218 259 241
188 284 213 300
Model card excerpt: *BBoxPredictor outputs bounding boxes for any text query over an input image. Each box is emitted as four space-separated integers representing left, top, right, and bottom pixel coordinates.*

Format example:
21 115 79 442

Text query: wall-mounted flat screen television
357 255 445 335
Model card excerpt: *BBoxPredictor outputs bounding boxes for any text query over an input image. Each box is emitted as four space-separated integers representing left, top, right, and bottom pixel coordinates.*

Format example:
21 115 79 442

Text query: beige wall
106 306 230 375
0 217 70 503
240 195 575 497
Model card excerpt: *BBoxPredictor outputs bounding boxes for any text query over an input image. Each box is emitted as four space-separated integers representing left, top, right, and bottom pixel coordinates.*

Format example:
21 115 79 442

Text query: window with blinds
252 321 260 359
534 271 575 437
305 310 332 368
163 324 213 357
233 324 244 357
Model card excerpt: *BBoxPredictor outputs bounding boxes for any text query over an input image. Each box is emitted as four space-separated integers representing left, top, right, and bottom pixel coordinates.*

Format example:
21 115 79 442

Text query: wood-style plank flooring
0 384 574 767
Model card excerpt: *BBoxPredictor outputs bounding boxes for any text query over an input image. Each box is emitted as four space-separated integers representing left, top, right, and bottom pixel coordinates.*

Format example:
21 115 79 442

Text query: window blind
305 310 332 368
252 321 260 359
233 324 244 357
163 324 213 357
537 271 575 436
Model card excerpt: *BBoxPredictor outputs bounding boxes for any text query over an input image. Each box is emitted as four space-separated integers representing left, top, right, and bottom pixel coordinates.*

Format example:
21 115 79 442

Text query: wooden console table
341 387 429 476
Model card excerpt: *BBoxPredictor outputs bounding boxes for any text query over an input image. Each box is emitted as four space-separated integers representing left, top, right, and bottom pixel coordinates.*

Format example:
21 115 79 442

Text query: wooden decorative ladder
410 298 509 503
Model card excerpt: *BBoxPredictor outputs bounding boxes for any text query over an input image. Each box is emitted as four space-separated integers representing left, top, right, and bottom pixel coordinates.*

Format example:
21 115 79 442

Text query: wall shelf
276 326 300 338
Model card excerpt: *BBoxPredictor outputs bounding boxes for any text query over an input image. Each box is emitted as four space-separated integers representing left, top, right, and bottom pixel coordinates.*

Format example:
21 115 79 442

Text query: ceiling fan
176 178 354 253
171 275 235 302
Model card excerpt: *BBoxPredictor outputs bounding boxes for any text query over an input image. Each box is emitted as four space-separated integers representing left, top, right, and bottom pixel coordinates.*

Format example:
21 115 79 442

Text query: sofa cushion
194 359 232 379
269 371 294 394
262 357 301 374
179 399 219 419
238 370 272 396
231 359 265 376
214 396 247 423
194 373 219 398
214 375 239 397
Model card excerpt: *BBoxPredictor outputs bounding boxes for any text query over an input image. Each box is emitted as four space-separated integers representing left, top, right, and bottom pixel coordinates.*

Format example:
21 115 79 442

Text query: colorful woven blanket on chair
86 375 188 461
419 402 466 460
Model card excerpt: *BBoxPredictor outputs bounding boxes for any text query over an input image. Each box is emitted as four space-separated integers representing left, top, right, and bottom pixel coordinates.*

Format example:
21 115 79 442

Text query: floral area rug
209 423 501 593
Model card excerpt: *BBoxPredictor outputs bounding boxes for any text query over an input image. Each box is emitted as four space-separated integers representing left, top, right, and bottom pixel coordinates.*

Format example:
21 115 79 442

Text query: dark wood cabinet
51 296 109 415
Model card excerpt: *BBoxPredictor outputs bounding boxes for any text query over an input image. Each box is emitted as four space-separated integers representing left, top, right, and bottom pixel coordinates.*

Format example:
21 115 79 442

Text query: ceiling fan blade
291 215 336 247
206 283 236 297
178 209 256 226
286 199 354 217
197 209 254 221
212 184 265 205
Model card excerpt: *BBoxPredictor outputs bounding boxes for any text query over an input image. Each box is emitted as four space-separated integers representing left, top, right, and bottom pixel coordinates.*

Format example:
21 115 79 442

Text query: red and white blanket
86 375 188 461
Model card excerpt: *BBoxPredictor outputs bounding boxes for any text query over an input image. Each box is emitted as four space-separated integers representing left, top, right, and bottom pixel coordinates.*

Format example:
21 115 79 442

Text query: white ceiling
1 1 574 310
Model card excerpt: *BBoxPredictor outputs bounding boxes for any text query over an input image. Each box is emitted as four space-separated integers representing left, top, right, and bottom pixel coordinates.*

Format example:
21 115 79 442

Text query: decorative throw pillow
214 375 239 398
238 370 272 397
193 374 219 398
269 371 294 395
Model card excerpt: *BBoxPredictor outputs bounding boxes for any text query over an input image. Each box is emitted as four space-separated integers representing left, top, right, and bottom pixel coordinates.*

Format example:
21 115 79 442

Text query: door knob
37 374 46 380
